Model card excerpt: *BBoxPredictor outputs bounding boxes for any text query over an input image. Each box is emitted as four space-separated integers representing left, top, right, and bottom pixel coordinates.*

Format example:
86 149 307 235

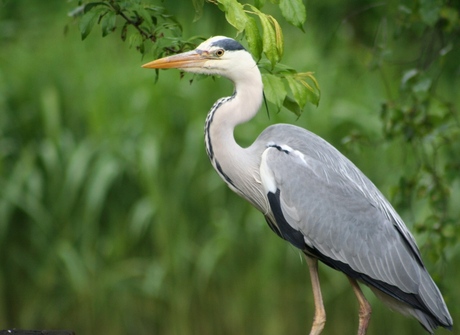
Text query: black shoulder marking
304 245 439 325
210 38 245 51
268 143 290 154
267 189 305 249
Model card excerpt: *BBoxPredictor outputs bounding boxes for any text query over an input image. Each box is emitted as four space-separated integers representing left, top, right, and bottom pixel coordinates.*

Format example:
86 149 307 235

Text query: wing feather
254 124 452 330
260 142 423 301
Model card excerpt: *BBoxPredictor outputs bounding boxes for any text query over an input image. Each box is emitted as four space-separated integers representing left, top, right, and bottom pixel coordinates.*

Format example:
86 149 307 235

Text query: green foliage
69 0 319 115
279 0 307 30
261 62 320 116
369 0 460 262
1 0 459 334
70 0 200 58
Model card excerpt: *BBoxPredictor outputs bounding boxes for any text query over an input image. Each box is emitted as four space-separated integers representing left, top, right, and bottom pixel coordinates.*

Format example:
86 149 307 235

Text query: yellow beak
142 50 208 70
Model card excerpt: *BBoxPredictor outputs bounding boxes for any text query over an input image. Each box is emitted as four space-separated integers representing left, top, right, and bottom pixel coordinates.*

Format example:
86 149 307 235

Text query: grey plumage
143 36 453 334
257 124 452 332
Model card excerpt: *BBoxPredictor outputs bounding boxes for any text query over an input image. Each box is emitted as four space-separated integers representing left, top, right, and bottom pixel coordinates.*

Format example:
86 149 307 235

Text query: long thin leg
305 255 326 335
347 276 372 335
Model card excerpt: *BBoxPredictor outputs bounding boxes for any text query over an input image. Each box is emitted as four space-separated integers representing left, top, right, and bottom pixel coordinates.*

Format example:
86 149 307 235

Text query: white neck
204 63 263 197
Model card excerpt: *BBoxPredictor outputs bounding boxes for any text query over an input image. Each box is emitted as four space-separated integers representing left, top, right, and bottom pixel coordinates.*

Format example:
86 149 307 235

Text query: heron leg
305 255 326 335
347 276 372 335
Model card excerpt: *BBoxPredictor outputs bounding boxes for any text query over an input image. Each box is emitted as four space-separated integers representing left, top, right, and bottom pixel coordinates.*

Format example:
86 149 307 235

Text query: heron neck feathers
205 63 263 156
204 64 264 204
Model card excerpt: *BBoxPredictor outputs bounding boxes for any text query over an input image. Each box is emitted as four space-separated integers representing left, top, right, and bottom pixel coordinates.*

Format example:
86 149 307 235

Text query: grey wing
259 124 424 266
258 138 452 328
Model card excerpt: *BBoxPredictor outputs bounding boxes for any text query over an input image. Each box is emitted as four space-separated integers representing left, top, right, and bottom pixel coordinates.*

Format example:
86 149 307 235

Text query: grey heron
142 36 453 334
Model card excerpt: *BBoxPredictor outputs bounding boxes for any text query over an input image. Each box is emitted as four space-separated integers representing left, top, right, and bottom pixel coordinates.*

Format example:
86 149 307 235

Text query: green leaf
134 4 155 27
129 33 143 50
262 74 286 111
285 75 307 109
67 5 85 18
83 1 109 14
217 0 248 32
101 11 116 37
269 15 284 59
79 10 100 40
258 13 278 66
257 59 296 74
296 72 321 106
285 72 320 109
245 16 262 59
283 95 301 116
279 0 306 29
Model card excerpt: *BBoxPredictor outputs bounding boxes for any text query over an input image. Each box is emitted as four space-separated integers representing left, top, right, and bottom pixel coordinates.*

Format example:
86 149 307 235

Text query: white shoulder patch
260 148 277 194
260 143 310 195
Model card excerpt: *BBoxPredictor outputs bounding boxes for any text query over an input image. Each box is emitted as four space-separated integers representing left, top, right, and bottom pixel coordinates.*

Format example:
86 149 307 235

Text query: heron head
142 36 257 79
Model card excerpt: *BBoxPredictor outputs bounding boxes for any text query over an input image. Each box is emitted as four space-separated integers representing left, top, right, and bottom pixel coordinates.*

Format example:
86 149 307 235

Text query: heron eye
215 49 225 57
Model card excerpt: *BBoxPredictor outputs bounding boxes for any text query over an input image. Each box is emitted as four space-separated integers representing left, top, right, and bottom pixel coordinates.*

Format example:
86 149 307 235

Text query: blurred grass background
0 1 458 334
